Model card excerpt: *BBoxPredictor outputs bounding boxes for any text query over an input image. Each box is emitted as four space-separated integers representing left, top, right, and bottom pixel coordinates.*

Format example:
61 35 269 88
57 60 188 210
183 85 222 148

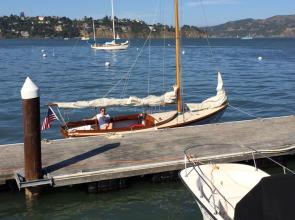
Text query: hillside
0 15 205 39
0 14 295 39
206 14 295 38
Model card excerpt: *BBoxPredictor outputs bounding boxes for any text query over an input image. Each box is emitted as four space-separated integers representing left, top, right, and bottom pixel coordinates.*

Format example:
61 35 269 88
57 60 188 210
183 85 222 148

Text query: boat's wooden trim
62 126 155 138
60 104 227 138
61 113 156 138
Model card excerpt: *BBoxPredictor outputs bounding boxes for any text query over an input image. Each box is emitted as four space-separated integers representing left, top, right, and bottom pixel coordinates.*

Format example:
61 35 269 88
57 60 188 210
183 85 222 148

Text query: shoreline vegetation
0 14 294 39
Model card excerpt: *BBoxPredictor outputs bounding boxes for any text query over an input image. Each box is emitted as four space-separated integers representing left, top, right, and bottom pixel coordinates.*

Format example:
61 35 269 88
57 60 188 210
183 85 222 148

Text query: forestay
52 86 177 109
186 72 227 111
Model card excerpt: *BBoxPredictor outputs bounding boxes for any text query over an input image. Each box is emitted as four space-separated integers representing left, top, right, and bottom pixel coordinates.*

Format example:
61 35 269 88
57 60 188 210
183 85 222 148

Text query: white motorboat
179 145 295 220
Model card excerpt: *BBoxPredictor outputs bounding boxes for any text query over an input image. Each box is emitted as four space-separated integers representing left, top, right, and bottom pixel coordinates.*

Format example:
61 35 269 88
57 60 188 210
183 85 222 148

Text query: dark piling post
20 77 42 198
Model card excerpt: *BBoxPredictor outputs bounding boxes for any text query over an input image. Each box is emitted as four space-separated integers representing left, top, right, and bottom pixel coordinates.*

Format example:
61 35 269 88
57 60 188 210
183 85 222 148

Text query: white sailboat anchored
91 0 129 50
49 0 227 138
241 33 253 40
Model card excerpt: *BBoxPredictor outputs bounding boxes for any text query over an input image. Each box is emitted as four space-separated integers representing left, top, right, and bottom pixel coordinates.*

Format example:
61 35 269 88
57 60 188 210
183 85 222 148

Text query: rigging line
120 1 161 98
104 33 152 99
228 104 260 119
148 36 151 96
120 34 152 98
55 106 68 129
198 0 220 73
161 0 166 94
69 36 82 55
162 8 166 93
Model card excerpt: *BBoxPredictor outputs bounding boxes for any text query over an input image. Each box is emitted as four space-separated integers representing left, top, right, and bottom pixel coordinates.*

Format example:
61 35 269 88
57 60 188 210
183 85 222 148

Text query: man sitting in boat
91 107 113 130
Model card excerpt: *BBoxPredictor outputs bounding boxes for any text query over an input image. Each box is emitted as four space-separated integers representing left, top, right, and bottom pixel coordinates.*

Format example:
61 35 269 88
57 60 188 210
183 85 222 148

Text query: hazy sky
0 0 294 26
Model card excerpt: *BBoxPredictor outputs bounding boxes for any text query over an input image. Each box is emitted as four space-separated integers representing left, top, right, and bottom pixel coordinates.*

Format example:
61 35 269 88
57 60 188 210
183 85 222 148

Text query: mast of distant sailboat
111 0 116 42
92 20 96 45
174 0 181 113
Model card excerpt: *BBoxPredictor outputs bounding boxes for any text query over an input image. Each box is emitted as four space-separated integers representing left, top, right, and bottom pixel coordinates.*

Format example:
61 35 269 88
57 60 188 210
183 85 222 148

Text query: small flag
41 107 58 131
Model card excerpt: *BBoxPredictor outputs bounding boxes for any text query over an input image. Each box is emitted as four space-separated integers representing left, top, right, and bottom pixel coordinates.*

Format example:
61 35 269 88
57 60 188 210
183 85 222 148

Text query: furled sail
186 72 227 111
52 86 177 109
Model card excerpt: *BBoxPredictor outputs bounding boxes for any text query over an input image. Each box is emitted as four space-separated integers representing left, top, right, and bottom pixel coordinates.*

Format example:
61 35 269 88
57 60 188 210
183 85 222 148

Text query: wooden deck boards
0 116 294 186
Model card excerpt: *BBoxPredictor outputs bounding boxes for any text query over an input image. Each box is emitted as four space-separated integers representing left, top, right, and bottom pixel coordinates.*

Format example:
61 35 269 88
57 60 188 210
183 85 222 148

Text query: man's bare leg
107 123 113 130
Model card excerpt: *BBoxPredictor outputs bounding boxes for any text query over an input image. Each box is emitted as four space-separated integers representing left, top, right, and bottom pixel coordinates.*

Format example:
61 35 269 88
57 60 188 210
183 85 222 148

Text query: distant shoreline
1 14 295 39
1 36 295 40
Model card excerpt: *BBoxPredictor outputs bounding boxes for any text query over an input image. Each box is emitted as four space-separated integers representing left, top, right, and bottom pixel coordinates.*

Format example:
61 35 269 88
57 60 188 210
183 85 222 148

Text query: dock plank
0 116 294 186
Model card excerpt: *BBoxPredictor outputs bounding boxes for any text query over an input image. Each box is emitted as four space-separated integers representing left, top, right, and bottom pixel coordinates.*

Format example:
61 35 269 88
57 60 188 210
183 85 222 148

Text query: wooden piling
21 77 42 198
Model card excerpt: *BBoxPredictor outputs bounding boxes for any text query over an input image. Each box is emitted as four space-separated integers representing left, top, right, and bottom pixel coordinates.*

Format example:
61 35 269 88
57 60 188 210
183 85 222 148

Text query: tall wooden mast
174 0 182 113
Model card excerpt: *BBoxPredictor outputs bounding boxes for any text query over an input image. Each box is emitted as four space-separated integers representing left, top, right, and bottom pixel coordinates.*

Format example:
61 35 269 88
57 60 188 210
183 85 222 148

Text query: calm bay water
0 38 294 219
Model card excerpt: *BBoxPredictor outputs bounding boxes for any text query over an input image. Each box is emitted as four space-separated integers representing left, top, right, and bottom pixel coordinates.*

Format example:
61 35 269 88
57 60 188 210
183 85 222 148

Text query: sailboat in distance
91 0 129 50
241 33 253 40
50 0 228 138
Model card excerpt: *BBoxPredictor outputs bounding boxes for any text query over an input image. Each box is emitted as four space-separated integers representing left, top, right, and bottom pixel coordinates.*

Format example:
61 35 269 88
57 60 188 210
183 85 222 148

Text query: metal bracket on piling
14 170 53 190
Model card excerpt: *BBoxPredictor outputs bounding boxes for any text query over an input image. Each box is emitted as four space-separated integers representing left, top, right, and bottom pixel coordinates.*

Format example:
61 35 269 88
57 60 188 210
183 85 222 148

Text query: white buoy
105 62 110 67
41 49 45 53
258 56 262 61
42 53 47 58
182 50 185 55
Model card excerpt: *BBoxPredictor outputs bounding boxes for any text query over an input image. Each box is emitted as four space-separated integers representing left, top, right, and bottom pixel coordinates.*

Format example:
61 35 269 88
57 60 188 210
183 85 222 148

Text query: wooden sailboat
51 0 227 138
91 0 129 50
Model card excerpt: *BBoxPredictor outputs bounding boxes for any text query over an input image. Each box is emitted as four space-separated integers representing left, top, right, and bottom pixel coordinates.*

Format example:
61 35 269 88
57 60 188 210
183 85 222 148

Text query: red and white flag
41 107 58 130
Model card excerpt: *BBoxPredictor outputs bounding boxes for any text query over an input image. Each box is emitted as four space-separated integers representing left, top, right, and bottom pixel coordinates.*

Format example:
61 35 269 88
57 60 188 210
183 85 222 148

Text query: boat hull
191 107 226 126
179 163 269 220
91 41 129 50
197 202 218 220
60 104 227 138
157 103 227 129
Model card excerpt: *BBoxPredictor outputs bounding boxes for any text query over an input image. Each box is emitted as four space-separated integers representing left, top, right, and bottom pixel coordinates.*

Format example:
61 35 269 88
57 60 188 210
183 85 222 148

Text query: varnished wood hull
60 104 227 138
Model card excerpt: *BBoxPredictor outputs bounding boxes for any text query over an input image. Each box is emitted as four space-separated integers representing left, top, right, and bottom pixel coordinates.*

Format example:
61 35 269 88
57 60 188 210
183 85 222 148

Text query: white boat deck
150 110 177 124
157 105 226 128
180 164 269 219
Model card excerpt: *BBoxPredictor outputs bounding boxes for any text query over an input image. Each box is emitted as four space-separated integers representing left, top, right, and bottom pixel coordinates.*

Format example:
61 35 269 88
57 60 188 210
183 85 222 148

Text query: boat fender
197 177 204 198
212 164 219 170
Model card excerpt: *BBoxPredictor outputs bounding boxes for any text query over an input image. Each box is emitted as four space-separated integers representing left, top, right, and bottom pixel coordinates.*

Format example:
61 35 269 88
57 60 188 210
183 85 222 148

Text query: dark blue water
0 38 294 219
0 38 294 144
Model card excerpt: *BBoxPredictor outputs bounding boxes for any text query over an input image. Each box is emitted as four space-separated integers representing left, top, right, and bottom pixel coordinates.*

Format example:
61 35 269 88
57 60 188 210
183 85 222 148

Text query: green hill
206 14 295 38
1 14 295 39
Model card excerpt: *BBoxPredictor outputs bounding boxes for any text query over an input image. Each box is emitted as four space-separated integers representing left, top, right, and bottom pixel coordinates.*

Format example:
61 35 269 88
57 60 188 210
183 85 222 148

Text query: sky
0 0 294 26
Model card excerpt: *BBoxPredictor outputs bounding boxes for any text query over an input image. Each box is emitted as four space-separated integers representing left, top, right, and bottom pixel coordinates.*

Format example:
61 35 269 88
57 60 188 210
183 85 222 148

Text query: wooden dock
0 115 294 187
